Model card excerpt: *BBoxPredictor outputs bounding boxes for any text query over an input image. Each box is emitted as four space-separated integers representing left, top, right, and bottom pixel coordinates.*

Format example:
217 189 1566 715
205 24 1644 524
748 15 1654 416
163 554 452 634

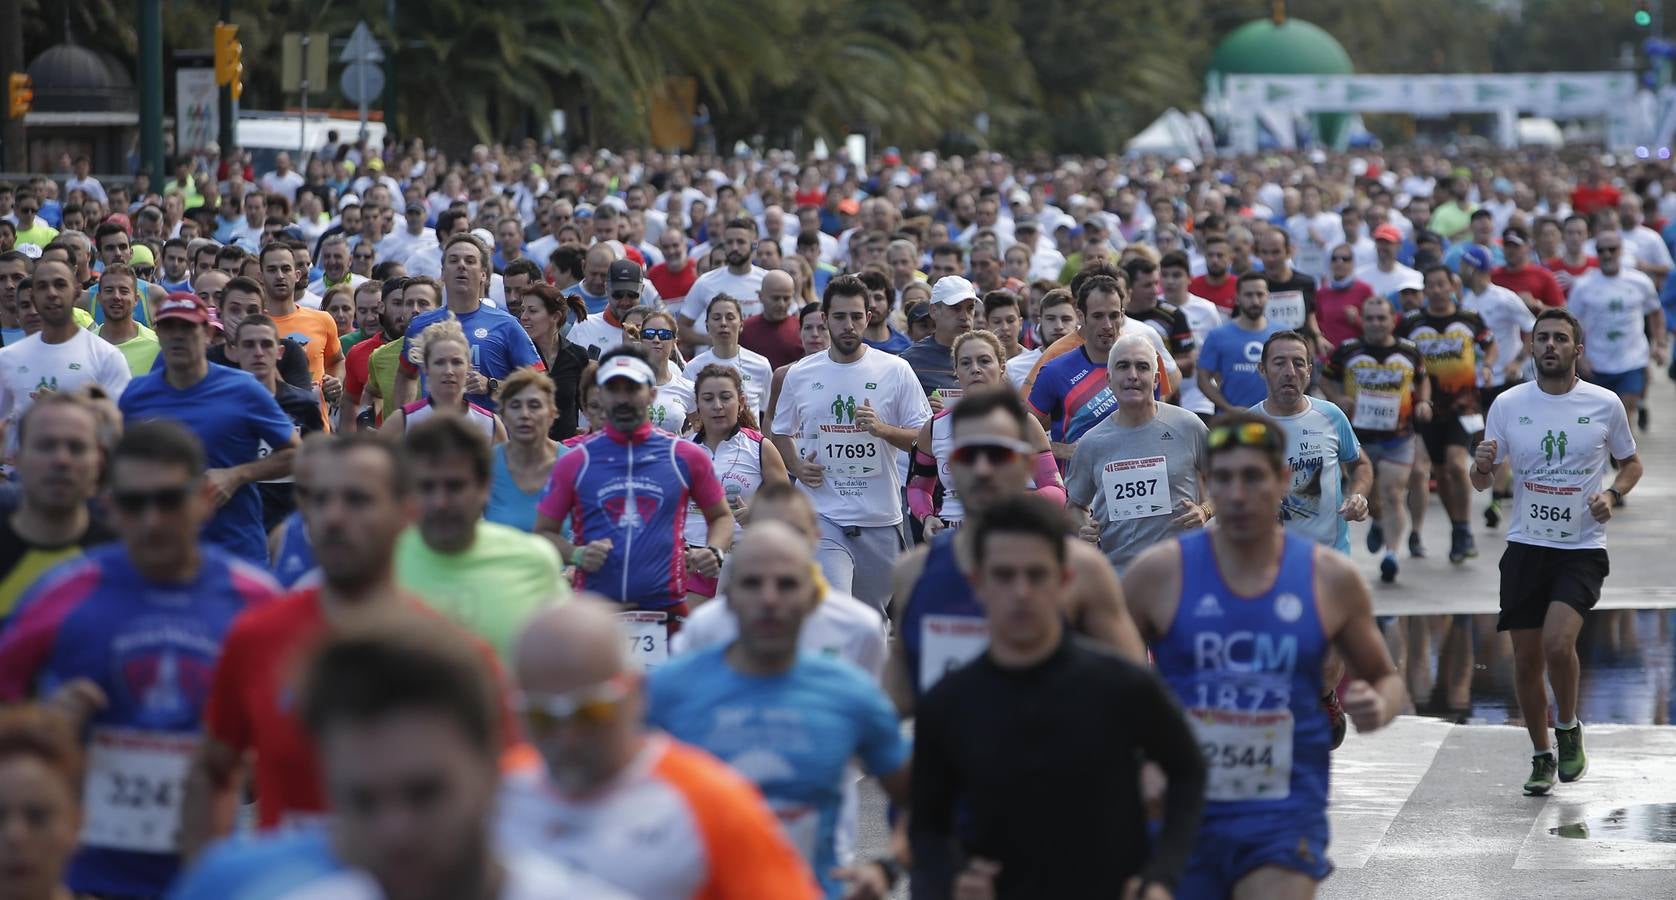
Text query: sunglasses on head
1208 421 1283 453
949 435 1034 466
513 676 633 730
640 327 675 341
112 484 195 513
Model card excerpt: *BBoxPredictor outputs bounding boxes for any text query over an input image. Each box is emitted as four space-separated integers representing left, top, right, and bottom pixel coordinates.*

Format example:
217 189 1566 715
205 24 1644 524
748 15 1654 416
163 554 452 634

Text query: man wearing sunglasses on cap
0 421 285 899
1066 332 1211 576
501 598 820 899
1123 412 1405 900
888 387 1143 713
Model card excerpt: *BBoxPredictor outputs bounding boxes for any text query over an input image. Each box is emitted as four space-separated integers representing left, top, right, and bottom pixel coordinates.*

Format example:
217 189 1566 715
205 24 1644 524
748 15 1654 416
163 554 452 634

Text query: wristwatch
1605 487 1624 502
705 546 726 570
486 376 501 396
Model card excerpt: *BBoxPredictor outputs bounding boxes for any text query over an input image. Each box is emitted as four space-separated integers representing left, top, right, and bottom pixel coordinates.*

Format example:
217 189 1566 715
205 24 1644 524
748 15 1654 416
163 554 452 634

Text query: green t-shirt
105 323 160 376
341 328 371 355
394 521 568 661
368 338 406 422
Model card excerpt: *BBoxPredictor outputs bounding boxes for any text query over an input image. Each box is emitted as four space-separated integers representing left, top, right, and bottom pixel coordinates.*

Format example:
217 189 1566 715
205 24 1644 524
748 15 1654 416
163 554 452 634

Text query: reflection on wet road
1381 609 1675 726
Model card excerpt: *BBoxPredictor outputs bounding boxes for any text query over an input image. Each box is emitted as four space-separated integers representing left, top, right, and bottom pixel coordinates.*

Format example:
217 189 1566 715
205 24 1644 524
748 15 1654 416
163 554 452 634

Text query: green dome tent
1208 17 1354 148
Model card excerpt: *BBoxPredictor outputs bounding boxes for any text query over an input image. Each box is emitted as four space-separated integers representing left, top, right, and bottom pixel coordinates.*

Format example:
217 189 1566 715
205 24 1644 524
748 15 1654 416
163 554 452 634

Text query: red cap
154 291 211 325
106 213 132 234
837 198 861 215
1372 224 1403 244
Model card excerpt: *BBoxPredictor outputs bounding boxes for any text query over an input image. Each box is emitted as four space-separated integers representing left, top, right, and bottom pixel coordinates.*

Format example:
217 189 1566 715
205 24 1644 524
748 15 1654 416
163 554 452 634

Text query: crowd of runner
0 137 1658 898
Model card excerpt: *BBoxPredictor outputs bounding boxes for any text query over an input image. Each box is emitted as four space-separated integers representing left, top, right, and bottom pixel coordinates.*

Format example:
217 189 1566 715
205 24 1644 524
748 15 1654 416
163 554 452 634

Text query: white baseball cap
930 275 978 306
596 355 657 387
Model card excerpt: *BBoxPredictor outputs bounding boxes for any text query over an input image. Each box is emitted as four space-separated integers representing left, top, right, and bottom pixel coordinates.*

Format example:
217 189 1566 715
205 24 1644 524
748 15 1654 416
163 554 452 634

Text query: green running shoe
1556 724 1588 783
1524 753 1557 796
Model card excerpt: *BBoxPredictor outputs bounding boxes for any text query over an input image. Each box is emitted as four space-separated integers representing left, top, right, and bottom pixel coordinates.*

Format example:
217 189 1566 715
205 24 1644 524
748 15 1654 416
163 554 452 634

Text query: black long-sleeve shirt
910 632 1205 899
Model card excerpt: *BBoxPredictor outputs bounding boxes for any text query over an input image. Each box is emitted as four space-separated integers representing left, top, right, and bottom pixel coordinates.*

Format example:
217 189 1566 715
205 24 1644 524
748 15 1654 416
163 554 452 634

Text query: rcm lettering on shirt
1190 627 1299 710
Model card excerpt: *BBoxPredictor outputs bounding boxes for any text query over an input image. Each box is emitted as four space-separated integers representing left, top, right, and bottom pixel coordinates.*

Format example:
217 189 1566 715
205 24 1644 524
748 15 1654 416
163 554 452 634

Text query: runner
1459 244 1535 528
1067 332 1211 574
679 364 789 604
0 706 82 900
770 275 930 611
0 421 284 897
183 433 523 852
362 276 440 425
1124 411 1407 900
396 415 567 661
1257 228 1322 341
899 274 977 394
1189 234 1238 311
535 347 733 631
258 242 343 410
568 259 647 358
1357 225 1421 300
382 316 507 443
94 263 160 376
395 234 544 410
511 282 590 439
119 292 299 565
1159 250 1227 418
338 277 398 432
679 216 768 348
1567 230 1666 431
648 521 910 899
0 258 131 444
634 308 698 434
910 493 1206 900
740 268 805 370
909 329 1057 535
1398 265 1496 563
764 302 828 435
888 387 1145 711
1321 296 1429 582
0 392 115 624
1198 272 1285 414
1004 287 1077 389
683 294 774 419
487 368 563 532
499 599 821 898
1124 255 1198 379
1545 214 1598 297
227 313 327 530
1472 307 1641 795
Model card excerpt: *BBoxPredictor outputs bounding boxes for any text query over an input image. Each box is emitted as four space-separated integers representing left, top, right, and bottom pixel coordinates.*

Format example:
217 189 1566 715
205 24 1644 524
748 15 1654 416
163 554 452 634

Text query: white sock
1535 749 1556 759
1556 719 1579 731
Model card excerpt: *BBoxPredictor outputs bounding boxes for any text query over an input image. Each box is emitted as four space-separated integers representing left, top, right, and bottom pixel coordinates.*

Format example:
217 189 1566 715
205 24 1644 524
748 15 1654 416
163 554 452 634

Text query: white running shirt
1568 269 1661 375
684 346 774 419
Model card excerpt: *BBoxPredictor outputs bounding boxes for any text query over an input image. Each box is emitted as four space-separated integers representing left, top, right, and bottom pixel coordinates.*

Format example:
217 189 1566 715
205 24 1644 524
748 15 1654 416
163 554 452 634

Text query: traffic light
214 22 243 100
7 73 31 119
1636 1 1654 28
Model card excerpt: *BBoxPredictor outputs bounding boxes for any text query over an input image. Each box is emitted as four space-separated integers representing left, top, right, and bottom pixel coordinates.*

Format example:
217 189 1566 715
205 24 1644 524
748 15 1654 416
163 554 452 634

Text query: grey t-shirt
1065 403 1210 572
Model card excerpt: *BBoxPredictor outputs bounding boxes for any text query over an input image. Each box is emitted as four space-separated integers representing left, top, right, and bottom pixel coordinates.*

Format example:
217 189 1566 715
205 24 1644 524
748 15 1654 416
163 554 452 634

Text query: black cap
608 259 643 295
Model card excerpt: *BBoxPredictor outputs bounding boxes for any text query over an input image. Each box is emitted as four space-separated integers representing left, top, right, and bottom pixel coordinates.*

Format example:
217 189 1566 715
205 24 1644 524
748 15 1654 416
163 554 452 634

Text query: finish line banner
1222 73 1635 118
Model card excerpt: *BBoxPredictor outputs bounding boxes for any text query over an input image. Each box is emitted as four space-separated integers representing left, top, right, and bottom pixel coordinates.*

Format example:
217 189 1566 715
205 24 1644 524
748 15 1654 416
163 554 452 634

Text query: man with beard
0 259 131 446
679 217 768 349
363 276 440 425
860 269 912 354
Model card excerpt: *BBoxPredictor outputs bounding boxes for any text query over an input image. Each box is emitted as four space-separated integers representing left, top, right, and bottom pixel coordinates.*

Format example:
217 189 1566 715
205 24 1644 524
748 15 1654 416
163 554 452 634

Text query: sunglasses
112 484 195 513
640 327 676 341
1208 421 1283 453
17 206 36 214
513 676 632 730
610 290 641 300
949 436 1033 466
1331 255 1353 263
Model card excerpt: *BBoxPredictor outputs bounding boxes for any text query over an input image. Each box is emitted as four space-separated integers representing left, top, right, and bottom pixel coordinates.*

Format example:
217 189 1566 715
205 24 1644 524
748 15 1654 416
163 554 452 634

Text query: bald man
648 522 910 898
498 598 820 900
740 268 805 370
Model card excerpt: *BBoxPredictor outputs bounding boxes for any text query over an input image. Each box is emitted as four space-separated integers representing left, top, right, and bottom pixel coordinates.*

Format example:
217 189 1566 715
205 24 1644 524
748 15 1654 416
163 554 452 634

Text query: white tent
1125 108 1213 160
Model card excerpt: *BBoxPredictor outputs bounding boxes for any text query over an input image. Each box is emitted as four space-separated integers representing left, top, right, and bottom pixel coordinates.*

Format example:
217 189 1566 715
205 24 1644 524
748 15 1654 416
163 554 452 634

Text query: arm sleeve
1540 272 1566 308
770 367 800 437
1607 400 1639 460
907 447 939 519
1132 669 1207 889
1026 363 1059 419
1331 405 1360 463
1032 449 1063 491
536 449 585 523
909 693 960 900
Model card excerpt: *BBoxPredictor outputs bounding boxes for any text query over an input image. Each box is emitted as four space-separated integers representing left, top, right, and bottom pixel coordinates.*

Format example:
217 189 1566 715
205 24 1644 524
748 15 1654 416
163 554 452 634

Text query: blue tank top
485 443 552 533
271 510 316 587
900 531 986 699
1154 530 1330 821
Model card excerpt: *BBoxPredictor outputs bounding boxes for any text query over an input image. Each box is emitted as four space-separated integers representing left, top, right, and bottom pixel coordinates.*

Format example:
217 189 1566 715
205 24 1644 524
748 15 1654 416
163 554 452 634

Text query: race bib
817 425 884 478
1267 291 1306 330
81 728 195 853
1520 481 1585 542
616 611 669 673
1190 708 1294 802
1100 456 1170 522
773 802 822 863
1458 413 1485 434
1352 391 1401 432
919 614 988 693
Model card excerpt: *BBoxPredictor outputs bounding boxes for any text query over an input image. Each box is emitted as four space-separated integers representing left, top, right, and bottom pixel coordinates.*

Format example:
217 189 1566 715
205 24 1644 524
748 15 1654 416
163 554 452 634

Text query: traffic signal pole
139 0 164 188
0 0 23 170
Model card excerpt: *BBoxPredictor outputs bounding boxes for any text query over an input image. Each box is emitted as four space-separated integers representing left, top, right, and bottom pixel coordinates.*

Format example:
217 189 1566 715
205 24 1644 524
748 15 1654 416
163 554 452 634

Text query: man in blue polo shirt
118 292 299 565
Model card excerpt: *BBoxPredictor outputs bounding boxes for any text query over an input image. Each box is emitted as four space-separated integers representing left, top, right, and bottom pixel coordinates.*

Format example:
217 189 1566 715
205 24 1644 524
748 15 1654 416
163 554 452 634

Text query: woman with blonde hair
382 316 506 443
907 329 1060 536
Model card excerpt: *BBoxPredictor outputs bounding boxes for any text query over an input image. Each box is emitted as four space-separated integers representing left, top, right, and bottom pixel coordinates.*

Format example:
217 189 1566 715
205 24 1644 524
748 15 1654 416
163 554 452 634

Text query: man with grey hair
1066 332 1210 574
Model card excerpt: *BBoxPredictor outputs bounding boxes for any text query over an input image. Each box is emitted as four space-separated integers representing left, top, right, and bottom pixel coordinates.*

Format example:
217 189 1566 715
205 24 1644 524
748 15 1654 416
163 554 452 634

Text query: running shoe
1463 530 1478 558
1449 526 1471 564
1323 690 1348 750
1524 753 1558 796
1380 554 1398 584
1409 531 1427 558
1556 724 1588 783
1366 521 1385 554
1484 498 1501 529
1638 406 1648 432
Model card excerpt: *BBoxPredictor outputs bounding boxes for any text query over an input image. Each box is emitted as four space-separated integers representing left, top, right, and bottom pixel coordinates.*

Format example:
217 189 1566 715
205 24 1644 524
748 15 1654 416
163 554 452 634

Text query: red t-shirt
739 313 805 371
1314 281 1375 350
203 588 528 830
1189 274 1237 311
1570 184 1621 218
1544 256 1598 296
648 261 698 305
343 331 388 407
1491 265 1565 308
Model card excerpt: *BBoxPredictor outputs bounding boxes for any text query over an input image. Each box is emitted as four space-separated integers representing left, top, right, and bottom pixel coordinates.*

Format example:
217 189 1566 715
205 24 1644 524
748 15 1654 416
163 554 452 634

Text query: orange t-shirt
269 306 343 384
